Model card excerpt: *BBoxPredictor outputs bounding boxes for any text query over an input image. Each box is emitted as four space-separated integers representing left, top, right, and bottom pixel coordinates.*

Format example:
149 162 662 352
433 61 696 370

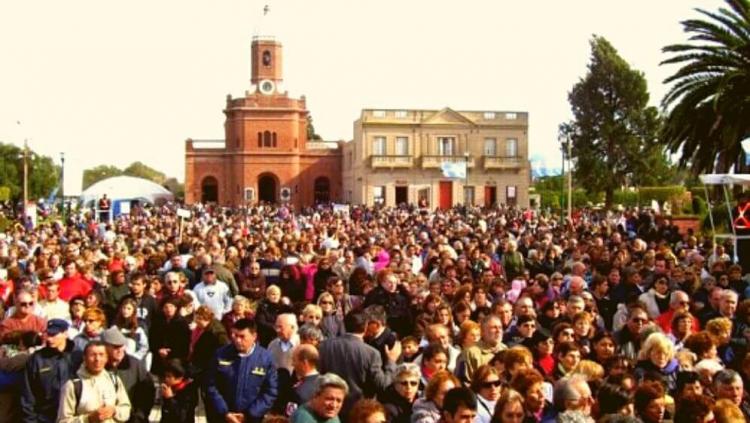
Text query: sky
0 0 720 194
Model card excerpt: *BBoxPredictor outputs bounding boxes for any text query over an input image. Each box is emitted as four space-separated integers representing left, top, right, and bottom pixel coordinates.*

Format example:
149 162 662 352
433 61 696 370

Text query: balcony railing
483 155 523 169
370 155 414 168
421 155 475 169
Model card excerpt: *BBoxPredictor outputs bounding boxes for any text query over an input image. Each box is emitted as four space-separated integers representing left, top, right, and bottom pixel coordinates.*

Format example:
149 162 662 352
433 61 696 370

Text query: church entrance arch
258 173 278 203
314 177 330 204
201 176 219 203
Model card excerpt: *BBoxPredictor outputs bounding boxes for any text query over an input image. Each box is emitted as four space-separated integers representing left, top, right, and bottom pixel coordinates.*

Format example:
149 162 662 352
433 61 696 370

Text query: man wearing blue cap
21 319 80 423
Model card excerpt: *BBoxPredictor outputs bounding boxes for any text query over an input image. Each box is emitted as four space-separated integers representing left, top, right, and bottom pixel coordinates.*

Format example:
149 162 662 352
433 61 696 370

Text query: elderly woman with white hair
291 373 350 422
502 239 525 281
378 362 420 423
634 332 680 394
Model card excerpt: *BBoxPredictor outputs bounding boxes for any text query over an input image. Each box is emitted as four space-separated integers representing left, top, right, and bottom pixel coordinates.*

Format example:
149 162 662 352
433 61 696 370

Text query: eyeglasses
630 318 648 324
84 319 98 323
18 301 34 307
398 380 419 387
482 380 503 389
320 301 334 305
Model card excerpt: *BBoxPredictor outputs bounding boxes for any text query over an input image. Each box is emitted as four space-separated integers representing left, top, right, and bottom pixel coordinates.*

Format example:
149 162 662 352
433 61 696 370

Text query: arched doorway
314 177 330 203
201 176 218 203
258 174 277 203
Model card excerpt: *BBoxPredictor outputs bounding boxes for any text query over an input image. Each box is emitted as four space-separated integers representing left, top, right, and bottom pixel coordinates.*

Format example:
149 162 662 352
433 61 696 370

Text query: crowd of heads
1 201 749 422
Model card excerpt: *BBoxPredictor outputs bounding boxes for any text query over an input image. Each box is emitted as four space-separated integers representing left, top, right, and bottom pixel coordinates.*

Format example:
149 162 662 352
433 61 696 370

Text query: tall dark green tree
560 36 663 207
661 0 750 175
0 142 59 201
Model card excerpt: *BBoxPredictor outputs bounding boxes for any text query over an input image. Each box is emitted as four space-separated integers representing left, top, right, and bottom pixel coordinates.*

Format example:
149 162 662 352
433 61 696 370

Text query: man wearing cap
101 328 155 423
21 319 80 423
193 267 232 319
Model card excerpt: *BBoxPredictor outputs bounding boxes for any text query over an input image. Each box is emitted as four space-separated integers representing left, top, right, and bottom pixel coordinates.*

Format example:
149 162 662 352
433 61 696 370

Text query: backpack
72 372 120 410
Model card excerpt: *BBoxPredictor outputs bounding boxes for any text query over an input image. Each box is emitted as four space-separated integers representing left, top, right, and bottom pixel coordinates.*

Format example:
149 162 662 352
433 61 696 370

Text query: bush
0 186 9 202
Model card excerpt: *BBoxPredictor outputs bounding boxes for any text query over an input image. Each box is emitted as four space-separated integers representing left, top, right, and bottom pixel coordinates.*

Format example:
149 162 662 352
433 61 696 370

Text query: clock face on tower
259 80 275 95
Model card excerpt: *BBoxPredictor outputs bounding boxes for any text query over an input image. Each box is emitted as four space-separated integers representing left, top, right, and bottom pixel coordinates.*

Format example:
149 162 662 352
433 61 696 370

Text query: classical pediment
422 108 476 126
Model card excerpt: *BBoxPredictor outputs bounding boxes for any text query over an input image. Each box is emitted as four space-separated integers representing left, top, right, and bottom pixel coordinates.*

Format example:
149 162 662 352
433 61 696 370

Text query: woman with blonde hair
491 389 525 423
634 332 679 393
706 317 734 365
72 307 106 352
457 320 481 350
411 370 460 423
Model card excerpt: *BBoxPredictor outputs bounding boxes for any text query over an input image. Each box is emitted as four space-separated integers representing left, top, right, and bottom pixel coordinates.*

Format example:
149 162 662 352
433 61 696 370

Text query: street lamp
60 152 65 218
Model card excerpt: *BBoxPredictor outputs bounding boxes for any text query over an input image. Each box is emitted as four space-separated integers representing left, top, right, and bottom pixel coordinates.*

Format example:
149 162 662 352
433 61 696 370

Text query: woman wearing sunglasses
379 363 420 423
471 365 504 423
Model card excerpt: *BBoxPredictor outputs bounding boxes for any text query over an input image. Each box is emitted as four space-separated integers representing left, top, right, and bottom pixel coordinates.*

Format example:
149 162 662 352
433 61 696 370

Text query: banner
440 161 467 179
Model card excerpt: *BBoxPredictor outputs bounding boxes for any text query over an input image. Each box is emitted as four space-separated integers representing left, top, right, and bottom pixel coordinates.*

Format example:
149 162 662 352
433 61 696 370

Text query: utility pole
558 134 566 224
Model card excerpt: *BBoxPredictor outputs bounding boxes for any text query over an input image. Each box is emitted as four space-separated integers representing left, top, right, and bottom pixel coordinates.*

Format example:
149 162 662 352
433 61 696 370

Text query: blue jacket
21 341 80 423
205 343 278 422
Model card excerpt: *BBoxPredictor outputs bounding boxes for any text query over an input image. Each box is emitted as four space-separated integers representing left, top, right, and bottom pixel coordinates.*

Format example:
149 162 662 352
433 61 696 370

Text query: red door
439 181 453 209
484 186 497 207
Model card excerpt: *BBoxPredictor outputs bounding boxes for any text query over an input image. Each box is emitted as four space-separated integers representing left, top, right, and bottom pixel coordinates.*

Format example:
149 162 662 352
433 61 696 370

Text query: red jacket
58 274 93 302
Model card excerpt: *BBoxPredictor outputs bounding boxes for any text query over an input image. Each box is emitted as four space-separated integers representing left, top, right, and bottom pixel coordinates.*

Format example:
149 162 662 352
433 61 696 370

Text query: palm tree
661 0 750 175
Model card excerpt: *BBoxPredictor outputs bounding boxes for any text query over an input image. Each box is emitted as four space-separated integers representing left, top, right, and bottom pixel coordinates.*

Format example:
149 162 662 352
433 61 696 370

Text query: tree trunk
605 187 614 209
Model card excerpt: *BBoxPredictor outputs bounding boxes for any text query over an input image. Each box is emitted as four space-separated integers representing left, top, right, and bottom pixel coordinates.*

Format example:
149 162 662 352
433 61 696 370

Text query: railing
370 155 414 168
483 156 523 169
421 155 475 168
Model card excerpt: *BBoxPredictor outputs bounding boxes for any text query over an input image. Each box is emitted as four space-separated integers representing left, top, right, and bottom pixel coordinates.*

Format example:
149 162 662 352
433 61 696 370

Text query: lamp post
60 152 65 219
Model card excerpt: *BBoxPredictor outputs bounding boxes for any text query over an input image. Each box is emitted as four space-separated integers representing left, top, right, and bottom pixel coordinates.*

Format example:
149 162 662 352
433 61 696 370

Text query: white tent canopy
699 174 750 185
80 175 174 206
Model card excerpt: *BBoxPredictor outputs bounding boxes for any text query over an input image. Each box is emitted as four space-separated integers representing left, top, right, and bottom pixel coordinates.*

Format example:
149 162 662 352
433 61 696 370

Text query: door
201 176 218 203
258 174 277 203
485 186 497 207
395 186 408 205
439 181 452 209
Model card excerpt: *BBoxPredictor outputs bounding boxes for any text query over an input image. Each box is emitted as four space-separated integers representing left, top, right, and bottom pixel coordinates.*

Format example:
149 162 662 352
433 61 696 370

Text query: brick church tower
185 34 342 208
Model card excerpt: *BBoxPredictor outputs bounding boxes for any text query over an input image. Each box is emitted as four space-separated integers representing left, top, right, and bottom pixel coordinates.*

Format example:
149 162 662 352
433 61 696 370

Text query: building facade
184 36 342 209
341 108 530 208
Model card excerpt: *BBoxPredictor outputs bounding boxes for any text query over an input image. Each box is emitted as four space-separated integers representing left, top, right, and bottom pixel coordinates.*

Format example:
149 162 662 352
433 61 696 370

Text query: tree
307 115 322 141
162 177 185 199
0 142 59 202
82 165 122 190
660 0 750 175
559 36 664 207
123 161 166 184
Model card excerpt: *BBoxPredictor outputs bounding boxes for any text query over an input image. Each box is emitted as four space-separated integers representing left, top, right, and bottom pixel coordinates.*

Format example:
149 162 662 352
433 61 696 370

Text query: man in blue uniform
205 318 278 423
21 319 80 423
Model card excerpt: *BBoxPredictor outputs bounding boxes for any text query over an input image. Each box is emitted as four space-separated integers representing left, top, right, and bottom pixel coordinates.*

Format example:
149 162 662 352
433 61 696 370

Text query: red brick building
185 36 342 208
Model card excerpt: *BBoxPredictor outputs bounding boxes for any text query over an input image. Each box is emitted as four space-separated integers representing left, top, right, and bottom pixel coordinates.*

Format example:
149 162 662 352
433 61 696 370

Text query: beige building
342 108 530 208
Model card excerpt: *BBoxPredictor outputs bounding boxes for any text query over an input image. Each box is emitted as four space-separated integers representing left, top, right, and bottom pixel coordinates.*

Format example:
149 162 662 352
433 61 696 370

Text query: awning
699 174 750 186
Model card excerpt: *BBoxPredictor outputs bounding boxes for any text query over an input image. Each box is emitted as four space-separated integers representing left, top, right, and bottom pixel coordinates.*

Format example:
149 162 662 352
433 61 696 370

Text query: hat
101 327 128 347
46 319 70 336
203 266 215 274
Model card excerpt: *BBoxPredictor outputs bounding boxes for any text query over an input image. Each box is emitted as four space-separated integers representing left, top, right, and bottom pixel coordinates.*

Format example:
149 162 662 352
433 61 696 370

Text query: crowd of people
0 200 749 423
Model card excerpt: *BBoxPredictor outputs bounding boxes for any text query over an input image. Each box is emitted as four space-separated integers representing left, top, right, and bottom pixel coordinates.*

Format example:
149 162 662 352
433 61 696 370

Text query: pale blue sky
0 0 718 193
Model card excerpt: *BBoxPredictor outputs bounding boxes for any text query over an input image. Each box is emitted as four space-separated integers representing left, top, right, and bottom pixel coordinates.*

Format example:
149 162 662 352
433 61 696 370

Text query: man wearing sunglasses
0 290 46 342
615 303 650 362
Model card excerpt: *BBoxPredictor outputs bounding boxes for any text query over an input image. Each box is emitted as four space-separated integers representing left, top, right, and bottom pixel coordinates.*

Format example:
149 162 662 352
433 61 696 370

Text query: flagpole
464 151 470 205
